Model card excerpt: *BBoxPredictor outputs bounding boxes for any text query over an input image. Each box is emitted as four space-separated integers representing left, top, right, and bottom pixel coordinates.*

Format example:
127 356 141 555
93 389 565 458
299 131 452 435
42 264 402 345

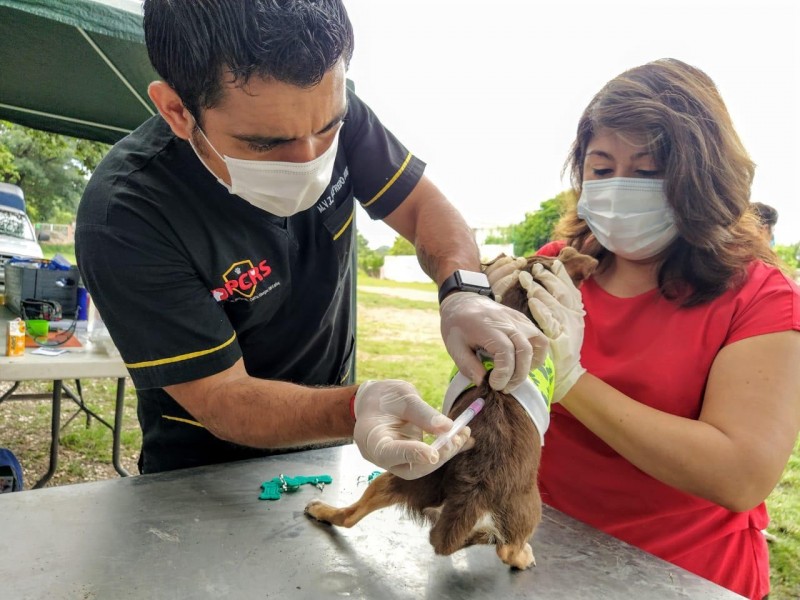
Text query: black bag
20 298 62 321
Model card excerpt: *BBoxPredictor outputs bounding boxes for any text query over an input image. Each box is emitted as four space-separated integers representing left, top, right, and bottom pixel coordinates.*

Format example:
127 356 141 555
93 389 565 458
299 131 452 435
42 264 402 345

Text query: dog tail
428 499 482 556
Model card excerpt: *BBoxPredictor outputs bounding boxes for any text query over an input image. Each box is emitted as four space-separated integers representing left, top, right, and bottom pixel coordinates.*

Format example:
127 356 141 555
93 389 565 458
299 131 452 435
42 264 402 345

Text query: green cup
25 319 49 338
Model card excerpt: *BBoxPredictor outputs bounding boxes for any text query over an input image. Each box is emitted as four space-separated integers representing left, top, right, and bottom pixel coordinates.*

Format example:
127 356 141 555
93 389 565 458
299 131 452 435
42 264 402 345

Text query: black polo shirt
75 89 425 473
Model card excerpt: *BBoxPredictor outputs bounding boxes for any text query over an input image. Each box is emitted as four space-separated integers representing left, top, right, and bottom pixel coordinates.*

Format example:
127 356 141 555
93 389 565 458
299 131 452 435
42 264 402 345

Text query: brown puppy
305 247 597 569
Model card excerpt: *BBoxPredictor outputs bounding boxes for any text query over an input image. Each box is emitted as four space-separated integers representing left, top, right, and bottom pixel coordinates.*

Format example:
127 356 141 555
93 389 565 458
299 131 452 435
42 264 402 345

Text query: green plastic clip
259 474 333 501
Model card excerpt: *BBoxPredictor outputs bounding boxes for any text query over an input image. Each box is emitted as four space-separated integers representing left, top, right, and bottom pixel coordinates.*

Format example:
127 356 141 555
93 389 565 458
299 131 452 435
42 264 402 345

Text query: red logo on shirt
211 259 272 301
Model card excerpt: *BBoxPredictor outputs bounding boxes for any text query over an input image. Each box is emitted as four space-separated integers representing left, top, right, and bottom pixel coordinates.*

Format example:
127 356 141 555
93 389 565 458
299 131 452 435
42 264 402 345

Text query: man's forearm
383 176 481 285
212 379 356 448
415 198 481 285
166 369 357 449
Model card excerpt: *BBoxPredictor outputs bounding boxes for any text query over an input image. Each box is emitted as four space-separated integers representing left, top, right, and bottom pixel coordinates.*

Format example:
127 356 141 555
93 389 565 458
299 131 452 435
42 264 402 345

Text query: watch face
457 270 491 287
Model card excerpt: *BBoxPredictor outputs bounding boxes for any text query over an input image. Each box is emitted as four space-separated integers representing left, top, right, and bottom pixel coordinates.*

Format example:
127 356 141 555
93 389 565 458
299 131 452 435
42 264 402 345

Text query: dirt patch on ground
0 379 141 489
358 305 441 344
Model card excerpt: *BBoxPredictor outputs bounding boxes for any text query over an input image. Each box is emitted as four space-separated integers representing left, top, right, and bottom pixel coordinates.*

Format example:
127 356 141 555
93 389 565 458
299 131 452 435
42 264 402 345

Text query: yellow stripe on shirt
333 208 354 240
125 331 237 370
162 415 205 428
362 152 413 208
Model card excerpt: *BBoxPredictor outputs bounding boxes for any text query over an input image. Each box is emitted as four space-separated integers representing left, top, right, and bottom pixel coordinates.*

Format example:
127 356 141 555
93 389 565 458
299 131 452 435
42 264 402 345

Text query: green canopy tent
0 0 156 144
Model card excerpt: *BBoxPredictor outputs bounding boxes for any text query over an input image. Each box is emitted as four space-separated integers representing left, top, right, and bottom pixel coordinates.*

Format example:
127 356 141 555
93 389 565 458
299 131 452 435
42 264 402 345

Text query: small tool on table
259 474 333 501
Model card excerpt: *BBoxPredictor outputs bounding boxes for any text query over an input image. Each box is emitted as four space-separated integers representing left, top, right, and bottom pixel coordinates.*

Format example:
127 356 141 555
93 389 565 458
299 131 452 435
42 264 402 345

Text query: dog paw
304 499 331 524
497 542 535 570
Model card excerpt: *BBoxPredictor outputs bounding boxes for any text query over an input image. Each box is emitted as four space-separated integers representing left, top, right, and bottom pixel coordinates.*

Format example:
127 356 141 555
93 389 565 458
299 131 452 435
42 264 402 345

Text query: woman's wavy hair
555 58 777 306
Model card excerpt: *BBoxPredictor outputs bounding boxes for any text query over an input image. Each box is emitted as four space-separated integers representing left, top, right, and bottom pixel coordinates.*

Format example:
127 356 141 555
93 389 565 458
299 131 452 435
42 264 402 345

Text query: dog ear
483 253 508 269
555 247 598 286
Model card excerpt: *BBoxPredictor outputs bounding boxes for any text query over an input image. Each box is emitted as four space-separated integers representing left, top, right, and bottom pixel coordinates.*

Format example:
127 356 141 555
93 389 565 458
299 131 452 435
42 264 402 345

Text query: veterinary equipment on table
0 306 130 487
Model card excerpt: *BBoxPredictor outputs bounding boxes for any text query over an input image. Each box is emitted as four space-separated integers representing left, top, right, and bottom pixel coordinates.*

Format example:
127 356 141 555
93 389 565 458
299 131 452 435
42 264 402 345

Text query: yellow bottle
6 318 26 357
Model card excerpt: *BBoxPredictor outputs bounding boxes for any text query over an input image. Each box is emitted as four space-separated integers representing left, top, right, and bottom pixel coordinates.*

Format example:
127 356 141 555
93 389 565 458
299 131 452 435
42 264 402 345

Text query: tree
387 235 416 256
356 231 384 277
0 121 110 222
775 243 799 270
511 190 574 255
483 226 513 245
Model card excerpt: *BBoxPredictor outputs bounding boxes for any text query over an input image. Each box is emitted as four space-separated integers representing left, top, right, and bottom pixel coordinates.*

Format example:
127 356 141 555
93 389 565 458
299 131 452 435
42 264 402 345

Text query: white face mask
577 177 679 260
190 125 340 217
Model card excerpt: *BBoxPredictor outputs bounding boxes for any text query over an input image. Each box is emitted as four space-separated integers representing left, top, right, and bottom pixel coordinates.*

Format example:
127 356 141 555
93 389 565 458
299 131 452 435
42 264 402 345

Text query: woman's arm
561 329 800 511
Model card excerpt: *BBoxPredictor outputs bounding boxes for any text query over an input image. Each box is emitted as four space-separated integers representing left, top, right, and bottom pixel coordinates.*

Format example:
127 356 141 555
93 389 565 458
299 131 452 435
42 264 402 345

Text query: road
357 285 437 303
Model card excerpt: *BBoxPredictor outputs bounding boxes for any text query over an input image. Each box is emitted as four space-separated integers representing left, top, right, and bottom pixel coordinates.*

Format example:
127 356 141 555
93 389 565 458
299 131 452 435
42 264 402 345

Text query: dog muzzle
442 355 554 446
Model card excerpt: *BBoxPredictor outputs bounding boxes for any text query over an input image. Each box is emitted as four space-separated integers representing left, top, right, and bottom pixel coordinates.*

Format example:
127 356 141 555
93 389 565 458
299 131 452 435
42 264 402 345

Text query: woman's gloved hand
353 380 472 480
519 261 587 402
484 256 527 301
440 292 548 392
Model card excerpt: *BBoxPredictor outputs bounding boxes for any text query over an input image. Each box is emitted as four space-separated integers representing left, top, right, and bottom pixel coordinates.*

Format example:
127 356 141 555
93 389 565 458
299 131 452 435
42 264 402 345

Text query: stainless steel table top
0 444 744 599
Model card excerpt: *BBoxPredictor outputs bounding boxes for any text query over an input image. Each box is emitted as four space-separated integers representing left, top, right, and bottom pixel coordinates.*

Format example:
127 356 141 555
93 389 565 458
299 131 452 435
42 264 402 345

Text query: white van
0 182 46 285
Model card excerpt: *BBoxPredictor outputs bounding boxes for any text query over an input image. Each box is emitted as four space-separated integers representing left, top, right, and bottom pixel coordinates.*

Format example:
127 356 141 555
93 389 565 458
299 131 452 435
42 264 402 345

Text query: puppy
305 247 597 569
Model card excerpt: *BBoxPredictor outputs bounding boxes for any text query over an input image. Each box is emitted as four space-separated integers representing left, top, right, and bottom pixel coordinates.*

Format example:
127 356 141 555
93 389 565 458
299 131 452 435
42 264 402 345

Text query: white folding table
0 306 131 487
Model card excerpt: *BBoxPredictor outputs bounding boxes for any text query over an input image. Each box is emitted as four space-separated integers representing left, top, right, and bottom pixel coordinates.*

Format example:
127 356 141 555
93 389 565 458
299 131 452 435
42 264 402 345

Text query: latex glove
353 380 472 480
484 256 527 301
520 261 587 402
440 292 548 392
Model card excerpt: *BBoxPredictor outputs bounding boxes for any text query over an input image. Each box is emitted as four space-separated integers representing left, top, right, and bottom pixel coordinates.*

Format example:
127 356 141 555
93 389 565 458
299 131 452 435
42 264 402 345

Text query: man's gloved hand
353 380 472 480
519 261 587 402
440 292 548 392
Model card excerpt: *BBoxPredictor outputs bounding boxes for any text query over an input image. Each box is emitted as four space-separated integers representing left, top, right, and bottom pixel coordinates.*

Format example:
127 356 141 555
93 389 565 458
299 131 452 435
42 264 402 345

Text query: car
0 182 47 286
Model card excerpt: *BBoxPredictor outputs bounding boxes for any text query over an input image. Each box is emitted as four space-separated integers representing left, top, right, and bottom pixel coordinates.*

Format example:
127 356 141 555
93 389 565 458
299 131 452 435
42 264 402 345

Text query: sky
341 0 800 248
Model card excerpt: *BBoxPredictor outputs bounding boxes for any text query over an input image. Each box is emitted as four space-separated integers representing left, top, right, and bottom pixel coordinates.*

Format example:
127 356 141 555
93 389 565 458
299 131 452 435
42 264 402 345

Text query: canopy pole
77 27 155 117
0 103 132 134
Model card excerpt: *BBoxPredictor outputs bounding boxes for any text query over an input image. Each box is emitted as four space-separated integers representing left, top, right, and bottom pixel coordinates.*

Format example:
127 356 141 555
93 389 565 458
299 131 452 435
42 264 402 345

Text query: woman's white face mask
577 177 679 260
190 125 340 217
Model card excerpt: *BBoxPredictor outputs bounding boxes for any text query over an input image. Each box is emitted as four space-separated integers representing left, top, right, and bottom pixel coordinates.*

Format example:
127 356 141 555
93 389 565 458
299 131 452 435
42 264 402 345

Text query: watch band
438 270 495 304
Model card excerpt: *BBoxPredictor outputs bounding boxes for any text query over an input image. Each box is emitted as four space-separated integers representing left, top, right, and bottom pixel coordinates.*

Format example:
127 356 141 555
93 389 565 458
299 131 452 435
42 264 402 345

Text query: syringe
430 398 485 452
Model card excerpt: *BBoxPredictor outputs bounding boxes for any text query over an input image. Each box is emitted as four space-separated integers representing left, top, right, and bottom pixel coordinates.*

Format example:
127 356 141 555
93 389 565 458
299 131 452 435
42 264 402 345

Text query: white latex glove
440 292 548 392
521 261 587 402
484 256 527 301
353 380 472 480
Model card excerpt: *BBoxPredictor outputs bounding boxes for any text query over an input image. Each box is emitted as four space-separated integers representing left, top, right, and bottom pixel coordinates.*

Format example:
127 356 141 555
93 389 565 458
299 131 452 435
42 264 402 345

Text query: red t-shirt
537 241 800 600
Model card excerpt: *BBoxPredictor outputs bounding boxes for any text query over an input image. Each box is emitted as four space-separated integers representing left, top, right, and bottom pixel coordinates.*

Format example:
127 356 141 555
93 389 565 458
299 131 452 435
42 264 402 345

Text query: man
76 0 543 477
751 202 778 246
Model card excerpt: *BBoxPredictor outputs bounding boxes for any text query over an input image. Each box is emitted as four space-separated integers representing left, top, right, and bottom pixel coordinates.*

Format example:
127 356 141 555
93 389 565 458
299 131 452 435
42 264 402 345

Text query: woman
490 59 800 599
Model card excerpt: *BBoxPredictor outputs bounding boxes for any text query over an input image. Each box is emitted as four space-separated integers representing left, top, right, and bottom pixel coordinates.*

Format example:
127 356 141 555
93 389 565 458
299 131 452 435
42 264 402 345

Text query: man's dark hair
143 0 354 121
751 202 778 228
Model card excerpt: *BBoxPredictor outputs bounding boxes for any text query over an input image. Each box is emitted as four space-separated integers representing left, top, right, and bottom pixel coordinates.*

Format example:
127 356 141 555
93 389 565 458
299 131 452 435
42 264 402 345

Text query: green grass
767 437 800 598
356 327 450 411
41 243 77 265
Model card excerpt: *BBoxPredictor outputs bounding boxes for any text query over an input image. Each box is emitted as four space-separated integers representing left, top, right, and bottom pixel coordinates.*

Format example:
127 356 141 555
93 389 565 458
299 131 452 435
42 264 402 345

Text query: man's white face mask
577 177 679 260
190 123 340 217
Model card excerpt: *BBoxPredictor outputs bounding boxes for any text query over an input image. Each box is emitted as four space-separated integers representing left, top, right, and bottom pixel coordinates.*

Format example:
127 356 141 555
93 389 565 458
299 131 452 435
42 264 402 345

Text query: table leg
33 380 62 489
0 381 21 405
112 378 130 477
76 379 90 428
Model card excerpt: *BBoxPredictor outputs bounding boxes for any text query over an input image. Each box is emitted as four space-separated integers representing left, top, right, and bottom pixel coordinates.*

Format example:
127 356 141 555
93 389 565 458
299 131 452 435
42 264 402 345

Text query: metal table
0 444 744 599
0 306 130 487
